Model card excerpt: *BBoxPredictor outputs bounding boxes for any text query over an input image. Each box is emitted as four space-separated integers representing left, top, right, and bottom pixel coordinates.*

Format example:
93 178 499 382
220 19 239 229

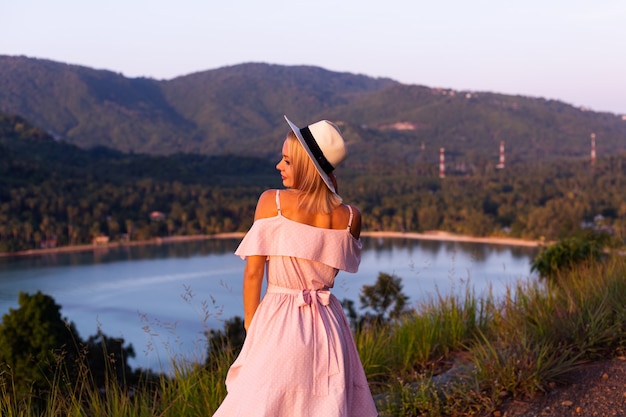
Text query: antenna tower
590 133 596 165
439 147 445 178
496 141 505 169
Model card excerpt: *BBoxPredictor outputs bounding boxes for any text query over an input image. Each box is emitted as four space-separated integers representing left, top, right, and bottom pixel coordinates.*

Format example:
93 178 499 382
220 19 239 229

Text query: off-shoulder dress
212 190 378 416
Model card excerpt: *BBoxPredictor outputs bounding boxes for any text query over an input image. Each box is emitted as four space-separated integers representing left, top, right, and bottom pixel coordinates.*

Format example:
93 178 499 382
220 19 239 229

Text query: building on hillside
92 235 110 245
150 211 166 222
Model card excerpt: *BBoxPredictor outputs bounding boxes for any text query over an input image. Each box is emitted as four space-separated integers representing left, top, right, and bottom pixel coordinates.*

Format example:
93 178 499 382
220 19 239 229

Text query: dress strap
346 205 354 231
275 189 281 214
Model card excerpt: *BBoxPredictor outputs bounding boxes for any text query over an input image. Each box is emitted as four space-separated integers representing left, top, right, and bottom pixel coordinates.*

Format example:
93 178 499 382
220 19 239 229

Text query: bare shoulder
343 203 361 221
254 190 279 221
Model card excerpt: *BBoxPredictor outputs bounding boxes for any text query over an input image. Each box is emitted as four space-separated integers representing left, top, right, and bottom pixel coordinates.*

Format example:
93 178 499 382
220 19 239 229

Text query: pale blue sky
2 0 625 114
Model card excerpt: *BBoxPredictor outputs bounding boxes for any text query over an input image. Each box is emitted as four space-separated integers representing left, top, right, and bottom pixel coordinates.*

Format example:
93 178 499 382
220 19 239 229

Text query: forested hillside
1 55 625 168
2 112 626 253
0 114 278 252
2 55 625 253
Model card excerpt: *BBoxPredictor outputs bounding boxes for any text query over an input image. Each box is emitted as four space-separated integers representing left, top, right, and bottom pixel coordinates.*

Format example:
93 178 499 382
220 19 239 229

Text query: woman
212 116 378 416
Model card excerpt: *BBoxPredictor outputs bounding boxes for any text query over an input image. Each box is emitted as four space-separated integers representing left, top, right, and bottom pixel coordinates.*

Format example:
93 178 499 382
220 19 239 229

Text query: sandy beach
362 231 542 247
0 230 541 259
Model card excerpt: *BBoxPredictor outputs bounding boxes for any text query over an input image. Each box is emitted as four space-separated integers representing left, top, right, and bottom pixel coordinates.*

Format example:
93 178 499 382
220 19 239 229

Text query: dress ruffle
234 215 361 273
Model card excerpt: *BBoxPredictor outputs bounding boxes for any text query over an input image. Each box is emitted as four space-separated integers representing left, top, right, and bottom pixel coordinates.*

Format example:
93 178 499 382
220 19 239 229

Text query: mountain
0 56 198 154
1 55 625 172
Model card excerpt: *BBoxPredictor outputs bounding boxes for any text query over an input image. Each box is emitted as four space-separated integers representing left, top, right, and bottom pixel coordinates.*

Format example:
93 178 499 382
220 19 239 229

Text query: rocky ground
493 356 626 417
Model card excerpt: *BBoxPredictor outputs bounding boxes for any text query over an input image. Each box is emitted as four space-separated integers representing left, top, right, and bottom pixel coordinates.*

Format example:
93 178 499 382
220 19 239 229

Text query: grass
2 255 626 416
373 255 626 416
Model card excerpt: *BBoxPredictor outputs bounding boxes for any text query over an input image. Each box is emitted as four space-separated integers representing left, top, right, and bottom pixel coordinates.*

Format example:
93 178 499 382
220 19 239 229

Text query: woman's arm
243 255 266 331
240 190 277 331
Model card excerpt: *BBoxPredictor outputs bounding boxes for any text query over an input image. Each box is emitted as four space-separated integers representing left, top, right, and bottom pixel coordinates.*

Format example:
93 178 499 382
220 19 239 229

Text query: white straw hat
284 115 347 194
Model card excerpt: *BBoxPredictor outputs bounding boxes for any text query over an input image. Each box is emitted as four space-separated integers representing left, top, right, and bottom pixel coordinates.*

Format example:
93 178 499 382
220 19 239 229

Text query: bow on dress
266 285 340 396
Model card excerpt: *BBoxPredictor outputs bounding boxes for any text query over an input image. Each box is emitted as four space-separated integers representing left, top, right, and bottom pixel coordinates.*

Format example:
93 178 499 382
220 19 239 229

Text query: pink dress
212 190 378 417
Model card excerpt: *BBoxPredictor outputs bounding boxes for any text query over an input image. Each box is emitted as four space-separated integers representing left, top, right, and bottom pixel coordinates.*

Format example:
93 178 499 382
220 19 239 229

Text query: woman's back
254 189 361 239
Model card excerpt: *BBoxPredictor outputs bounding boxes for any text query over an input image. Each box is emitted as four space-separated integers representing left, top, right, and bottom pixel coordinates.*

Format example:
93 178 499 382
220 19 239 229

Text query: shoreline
362 231 542 247
0 233 246 259
0 231 541 259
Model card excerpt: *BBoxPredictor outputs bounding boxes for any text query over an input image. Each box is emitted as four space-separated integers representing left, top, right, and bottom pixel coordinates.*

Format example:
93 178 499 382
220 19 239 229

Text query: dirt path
494 356 626 417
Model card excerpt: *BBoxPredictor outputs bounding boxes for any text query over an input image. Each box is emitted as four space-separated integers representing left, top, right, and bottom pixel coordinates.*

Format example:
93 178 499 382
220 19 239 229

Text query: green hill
2 56 626 253
0 113 276 187
0 113 280 252
2 55 624 171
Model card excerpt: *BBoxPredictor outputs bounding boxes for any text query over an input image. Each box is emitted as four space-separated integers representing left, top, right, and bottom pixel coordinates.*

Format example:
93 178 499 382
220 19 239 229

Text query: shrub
530 236 605 281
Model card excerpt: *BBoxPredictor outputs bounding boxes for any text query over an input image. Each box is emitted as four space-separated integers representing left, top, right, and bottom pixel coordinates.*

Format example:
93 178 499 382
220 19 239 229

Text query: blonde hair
286 132 342 214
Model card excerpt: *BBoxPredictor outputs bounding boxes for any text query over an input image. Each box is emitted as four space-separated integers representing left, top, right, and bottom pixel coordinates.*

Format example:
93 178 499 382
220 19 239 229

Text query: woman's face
276 139 294 188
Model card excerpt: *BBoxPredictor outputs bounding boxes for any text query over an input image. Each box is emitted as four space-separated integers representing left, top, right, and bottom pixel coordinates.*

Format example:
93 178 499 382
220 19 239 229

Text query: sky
2 0 625 115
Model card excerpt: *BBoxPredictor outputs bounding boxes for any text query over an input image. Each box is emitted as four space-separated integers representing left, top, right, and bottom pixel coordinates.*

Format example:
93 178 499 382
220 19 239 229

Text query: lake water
0 237 538 372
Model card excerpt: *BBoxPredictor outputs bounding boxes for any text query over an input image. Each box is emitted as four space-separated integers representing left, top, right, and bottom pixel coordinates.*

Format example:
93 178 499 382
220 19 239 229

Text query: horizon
2 1 625 115
4 53 624 119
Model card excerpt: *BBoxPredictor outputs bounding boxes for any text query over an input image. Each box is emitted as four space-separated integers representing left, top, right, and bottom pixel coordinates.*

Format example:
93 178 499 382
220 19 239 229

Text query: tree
530 235 606 282
82 331 136 389
418 205 442 231
341 298 359 330
205 316 245 370
359 272 409 322
0 291 80 396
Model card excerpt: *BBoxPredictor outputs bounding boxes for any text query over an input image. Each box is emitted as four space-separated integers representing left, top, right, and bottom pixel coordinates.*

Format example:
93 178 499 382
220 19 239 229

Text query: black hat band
300 126 335 174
